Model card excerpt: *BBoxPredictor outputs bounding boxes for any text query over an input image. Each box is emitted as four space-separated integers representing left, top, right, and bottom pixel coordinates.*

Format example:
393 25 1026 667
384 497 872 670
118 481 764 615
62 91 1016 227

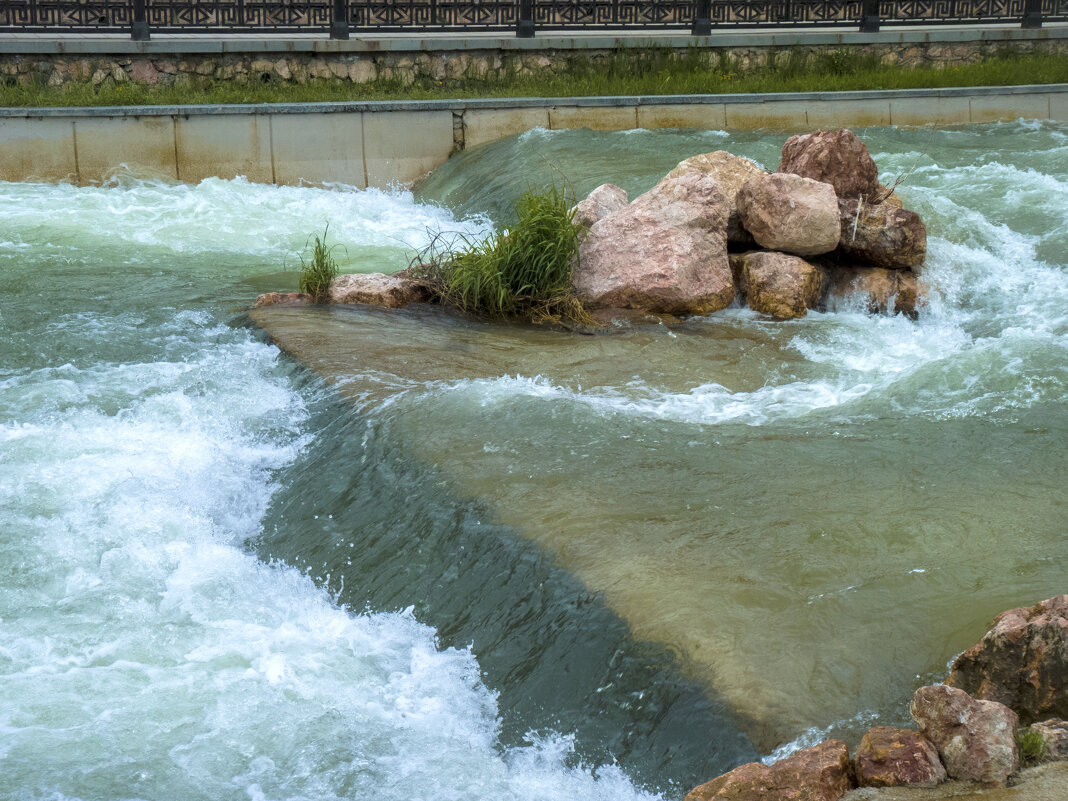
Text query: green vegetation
1017 727 1048 766
2 49 1067 107
407 185 587 323
297 227 341 302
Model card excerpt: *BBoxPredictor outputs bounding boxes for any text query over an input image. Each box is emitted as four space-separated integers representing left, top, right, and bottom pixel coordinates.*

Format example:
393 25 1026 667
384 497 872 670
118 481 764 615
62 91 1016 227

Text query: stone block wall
2 39 1066 90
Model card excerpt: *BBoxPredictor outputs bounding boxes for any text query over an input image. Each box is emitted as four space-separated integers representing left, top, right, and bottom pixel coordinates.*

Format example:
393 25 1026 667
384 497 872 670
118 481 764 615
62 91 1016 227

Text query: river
1 120 1065 800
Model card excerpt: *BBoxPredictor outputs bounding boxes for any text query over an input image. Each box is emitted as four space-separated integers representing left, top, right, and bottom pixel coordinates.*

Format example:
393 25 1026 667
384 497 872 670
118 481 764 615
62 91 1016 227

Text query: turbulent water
1 121 1066 800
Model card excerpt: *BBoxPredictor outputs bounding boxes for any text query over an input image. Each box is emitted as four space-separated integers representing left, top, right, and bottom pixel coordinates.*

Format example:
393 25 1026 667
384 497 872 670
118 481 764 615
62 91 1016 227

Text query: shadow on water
244 321 758 796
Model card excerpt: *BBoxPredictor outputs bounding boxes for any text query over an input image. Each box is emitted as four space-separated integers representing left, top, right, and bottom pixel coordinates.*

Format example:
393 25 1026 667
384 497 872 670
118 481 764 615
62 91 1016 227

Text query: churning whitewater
1 120 1066 799
0 178 655 801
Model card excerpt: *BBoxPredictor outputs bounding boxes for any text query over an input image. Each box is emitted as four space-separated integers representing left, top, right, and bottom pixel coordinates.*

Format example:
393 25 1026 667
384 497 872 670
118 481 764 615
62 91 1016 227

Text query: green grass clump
3 49 1067 107
1017 728 1048 766
297 227 341 302
409 185 587 323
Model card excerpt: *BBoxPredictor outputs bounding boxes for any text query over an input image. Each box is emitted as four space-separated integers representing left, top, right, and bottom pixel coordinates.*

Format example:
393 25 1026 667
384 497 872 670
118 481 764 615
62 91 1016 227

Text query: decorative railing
0 0 1063 37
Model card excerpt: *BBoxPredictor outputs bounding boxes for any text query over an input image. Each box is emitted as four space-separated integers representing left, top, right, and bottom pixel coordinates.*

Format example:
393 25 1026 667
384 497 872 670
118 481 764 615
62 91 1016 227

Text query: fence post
1022 0 1043 28
859 0 880 32
691 0 712 36
131 0 150 40
330 0 349 39
516 0 535 37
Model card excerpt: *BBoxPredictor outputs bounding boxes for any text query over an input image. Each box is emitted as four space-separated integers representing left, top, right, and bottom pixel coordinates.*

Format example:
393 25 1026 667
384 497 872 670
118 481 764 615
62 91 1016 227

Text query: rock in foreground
738 250 824 320
572 183 628 230
685 740 854 801
824 267 920 317
667 150 766 243
573 171 735 316
946 595 1068 725
328 272 428 308
910 685 1018 785
838 198 927 269
854 726 947 788
779 129 881 201
253 291 313 308
737 172 841 257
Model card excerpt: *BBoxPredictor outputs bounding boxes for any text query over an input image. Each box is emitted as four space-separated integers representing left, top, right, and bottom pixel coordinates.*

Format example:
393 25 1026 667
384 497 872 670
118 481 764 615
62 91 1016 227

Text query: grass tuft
298 226 342 302
1017 728 1048 766
408 185 589 324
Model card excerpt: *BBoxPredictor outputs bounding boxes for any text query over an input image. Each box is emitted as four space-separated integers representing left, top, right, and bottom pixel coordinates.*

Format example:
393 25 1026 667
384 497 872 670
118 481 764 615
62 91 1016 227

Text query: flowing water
1 121 1065 800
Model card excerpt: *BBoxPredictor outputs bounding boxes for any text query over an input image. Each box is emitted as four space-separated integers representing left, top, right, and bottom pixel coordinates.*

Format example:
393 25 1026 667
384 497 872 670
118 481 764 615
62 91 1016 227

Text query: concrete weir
2 84 1068 187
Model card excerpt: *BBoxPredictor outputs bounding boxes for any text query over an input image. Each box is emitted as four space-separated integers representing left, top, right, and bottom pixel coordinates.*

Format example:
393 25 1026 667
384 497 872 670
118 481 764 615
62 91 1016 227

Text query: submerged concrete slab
362 109 453 186
637 103 728 131
549 104 639 132
969 93 1051 122
73 115 178 182
175 113 273 183
0 116 77 183
270 112 365 188
463 107 550 150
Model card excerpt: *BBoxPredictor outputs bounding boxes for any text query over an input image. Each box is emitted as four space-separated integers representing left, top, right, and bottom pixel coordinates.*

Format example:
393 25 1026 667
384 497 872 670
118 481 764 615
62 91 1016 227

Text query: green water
1 121 1066 800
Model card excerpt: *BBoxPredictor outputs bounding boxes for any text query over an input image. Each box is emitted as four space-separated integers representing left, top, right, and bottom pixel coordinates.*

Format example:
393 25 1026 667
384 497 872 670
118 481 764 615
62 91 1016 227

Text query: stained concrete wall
2 85 1066 187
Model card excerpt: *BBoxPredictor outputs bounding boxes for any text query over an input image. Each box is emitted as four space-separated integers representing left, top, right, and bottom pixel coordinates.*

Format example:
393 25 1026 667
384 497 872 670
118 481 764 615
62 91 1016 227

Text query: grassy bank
2 49 1067 107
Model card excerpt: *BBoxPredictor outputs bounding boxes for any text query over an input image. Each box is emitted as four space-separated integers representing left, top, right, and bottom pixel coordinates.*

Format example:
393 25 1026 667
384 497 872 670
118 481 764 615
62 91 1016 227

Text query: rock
1028 719 1068 761
854 726 947 788
838 198 926 269
666 150 766 243
253 292 313 308
823 267 919 317
728 252 748 299
946 596 1068 725
328 272 428 308
573 171 734 316
910 684 1019 785
685 740 854 801
779 129 881 200
572 183 628 231
737 173 841 256
738 250 824 320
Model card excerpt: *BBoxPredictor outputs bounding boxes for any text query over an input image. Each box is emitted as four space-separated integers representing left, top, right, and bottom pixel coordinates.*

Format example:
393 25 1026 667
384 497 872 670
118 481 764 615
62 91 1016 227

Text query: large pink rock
667 150 766 243
736 173 841 256
946 595 1068 725
684 740 854 801
779 129 881 200
910 684 1019 785
854 726 947 788
838 197 926 269
823 266 920 318
572 183 628 230
573 170 734 316
738 250 824 320
328 272 428 308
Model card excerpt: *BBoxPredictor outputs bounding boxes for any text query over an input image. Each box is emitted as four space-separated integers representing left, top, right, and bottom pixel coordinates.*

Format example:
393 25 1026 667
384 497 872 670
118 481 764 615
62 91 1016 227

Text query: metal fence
0 0 1064 37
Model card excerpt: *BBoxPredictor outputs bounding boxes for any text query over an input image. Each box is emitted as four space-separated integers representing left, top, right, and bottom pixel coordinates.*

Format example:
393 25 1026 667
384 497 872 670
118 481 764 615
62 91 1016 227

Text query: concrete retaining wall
2 85 1067 186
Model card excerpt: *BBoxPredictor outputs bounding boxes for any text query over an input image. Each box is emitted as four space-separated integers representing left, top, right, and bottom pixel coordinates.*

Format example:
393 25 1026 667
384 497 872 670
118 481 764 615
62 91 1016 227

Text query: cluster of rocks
685 594 1068 801
257 129 931 325
572 128 927 321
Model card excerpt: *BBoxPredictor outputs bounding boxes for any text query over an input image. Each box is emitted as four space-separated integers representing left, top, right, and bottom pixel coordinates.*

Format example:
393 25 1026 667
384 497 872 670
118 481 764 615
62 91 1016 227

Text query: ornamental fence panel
0 0 1061 34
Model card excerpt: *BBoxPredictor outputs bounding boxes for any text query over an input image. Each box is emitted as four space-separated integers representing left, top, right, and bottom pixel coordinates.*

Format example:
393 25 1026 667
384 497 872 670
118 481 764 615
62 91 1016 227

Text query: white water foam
0 178 658 801
0 176 491 261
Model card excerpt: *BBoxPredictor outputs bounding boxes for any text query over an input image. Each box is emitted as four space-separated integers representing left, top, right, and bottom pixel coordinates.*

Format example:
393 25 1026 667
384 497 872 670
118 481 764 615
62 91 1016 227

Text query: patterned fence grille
0 0 1063 32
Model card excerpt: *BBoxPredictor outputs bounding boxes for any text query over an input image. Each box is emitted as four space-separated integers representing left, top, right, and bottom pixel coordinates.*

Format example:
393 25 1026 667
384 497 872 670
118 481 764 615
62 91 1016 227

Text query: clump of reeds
408 185 590 324
298 226 342 302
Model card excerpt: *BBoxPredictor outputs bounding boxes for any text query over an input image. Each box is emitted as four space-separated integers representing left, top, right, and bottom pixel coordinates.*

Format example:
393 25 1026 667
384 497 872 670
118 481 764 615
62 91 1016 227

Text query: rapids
1 120 1066 799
